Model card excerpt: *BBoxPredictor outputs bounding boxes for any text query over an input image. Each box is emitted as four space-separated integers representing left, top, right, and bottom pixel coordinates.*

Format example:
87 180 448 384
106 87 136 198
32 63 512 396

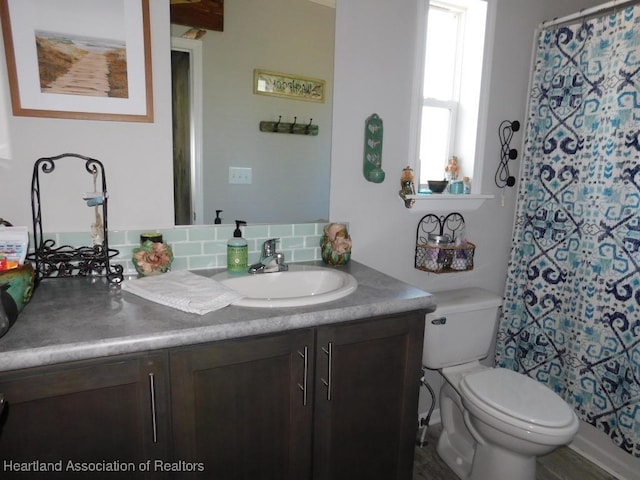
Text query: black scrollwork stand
29 153 124 284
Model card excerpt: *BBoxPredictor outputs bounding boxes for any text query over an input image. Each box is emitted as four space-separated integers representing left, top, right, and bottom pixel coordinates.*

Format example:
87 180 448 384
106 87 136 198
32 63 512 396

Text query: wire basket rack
414 212 475 273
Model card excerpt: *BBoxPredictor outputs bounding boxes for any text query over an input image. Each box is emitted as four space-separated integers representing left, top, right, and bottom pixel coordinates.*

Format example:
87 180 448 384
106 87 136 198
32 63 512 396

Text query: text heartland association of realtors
3 459 205 473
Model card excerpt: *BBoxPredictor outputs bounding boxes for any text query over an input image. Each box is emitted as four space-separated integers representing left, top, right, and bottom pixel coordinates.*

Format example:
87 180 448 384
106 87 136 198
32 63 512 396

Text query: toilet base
437 429 537 480
436 383 475 479
469 442 535 480
436 380 553 480
436 428 474 479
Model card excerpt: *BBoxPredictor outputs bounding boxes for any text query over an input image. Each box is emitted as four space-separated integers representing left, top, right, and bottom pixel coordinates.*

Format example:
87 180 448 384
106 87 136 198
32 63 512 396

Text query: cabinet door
171 329 315 480
0 353 170 479
313 312 425 480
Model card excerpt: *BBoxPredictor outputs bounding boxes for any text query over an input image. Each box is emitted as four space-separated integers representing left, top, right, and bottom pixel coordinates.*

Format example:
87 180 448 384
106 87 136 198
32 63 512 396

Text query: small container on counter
132 232 174 277
227 220 248 274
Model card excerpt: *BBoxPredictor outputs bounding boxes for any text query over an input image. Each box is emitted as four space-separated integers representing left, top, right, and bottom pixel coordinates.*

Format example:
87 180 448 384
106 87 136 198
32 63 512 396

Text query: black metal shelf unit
29 153 123 284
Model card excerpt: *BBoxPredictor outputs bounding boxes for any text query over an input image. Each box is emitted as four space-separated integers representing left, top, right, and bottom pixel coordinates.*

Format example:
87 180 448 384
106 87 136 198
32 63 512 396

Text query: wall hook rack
495 120 520 188
259 116 319 136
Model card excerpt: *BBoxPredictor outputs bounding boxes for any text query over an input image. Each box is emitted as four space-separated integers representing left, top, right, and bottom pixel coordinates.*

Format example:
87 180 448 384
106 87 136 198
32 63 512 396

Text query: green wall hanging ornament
363 113 385 183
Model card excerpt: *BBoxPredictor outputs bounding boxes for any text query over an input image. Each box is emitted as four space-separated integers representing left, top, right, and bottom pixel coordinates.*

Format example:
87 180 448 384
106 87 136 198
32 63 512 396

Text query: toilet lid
460 368 574 428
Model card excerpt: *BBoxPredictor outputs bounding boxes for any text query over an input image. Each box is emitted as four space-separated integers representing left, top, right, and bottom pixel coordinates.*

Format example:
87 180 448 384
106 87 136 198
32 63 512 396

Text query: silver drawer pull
321 342 333 401
148 373 158 443
297 346 309 406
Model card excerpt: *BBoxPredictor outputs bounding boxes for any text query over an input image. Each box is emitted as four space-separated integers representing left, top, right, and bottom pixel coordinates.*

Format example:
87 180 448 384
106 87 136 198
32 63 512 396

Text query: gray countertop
0 261 435 372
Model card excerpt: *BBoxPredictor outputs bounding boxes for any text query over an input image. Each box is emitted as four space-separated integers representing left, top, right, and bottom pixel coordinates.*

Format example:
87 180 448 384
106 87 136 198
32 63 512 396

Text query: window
416 0 488 191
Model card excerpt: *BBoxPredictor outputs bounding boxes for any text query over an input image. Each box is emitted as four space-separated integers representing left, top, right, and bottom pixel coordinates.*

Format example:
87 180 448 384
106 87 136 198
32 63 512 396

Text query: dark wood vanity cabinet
0 310 425 480
0 353 171 479
313 312 425 480
170 311 425 480
170 328 315 479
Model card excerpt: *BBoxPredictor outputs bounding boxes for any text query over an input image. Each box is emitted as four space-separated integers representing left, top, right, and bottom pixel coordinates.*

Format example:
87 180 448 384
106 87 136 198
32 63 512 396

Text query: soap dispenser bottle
227 220 248 274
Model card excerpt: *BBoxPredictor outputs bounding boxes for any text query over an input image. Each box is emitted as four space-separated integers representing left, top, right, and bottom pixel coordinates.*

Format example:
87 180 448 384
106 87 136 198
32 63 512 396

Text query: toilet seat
459 367 576 432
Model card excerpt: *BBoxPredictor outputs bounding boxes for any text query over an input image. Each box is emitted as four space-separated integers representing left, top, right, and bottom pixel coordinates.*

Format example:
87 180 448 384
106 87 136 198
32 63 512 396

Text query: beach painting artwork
0 0 153 121
35 30 128 98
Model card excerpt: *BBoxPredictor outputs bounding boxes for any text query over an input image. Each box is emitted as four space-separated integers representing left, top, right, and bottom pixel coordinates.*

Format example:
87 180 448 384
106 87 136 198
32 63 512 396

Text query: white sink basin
212 265 357 308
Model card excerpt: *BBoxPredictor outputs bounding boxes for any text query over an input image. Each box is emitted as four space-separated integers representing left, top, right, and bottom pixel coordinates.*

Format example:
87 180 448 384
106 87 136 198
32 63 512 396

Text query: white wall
330 0 639 478
0 2 173 231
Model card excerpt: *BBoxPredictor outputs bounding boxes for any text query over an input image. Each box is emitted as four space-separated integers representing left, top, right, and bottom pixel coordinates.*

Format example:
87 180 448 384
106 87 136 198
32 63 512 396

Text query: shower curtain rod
540 0 638 28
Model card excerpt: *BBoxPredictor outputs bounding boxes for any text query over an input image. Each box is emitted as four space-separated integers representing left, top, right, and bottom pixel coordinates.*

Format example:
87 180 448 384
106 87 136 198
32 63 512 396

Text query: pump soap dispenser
227 220 248 274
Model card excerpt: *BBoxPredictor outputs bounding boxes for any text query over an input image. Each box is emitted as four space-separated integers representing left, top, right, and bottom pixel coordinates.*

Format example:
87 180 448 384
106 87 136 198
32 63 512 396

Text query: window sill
400 193 494 211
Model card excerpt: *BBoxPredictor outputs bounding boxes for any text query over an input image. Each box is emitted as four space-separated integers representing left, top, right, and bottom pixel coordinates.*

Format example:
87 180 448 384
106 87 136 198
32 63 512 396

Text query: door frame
171 36 204 224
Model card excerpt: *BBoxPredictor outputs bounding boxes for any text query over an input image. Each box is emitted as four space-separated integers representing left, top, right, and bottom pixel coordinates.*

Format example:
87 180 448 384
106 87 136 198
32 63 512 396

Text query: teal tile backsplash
95 223 325 274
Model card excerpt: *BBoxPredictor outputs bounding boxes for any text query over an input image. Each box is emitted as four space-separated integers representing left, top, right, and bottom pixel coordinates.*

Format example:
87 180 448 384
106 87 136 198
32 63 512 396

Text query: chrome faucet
248 238 289 274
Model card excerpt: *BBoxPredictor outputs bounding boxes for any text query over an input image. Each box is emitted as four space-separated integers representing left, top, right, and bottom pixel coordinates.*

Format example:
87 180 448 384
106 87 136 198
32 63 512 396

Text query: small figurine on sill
445 156 460 181
399 166 416 208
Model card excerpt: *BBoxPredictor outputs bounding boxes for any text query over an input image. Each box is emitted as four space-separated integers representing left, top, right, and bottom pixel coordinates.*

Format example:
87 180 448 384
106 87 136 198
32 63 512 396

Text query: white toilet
423 288 579 480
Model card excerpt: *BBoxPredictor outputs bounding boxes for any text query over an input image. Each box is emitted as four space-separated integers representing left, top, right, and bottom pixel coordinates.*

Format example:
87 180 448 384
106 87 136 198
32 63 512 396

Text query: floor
413 424 619 480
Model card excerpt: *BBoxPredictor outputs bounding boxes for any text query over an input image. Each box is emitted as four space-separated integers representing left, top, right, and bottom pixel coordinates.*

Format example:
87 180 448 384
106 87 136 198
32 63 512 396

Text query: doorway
171 37 203 225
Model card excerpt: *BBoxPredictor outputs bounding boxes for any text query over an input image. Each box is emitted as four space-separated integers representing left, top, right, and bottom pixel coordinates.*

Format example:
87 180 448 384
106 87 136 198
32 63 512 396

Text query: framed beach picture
0 0 153 122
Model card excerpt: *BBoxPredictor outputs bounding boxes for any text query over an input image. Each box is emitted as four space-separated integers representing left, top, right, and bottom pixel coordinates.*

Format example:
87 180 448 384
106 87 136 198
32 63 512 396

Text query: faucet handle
262 238 279 257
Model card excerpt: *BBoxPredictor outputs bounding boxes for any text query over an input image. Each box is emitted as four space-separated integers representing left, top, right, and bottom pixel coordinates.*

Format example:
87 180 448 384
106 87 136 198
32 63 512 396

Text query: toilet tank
423 288 502 369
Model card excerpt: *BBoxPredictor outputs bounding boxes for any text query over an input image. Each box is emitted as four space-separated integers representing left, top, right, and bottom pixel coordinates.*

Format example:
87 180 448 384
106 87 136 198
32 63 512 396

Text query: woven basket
415 242 475 274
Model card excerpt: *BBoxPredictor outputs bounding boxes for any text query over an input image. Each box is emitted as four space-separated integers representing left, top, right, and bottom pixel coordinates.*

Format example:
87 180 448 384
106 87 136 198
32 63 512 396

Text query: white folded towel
121 270 244 315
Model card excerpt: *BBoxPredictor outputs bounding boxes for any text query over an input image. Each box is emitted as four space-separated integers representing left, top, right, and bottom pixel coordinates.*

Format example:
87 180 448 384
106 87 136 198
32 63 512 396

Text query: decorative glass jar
321 223 352 266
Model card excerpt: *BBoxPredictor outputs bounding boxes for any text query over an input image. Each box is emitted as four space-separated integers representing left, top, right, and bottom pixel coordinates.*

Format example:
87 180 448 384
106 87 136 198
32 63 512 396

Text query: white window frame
410 0 494 196
421 2 464 185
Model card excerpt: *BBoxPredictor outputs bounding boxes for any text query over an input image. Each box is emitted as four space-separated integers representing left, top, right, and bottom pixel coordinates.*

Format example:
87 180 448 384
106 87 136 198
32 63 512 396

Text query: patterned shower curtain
495 4 640 456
